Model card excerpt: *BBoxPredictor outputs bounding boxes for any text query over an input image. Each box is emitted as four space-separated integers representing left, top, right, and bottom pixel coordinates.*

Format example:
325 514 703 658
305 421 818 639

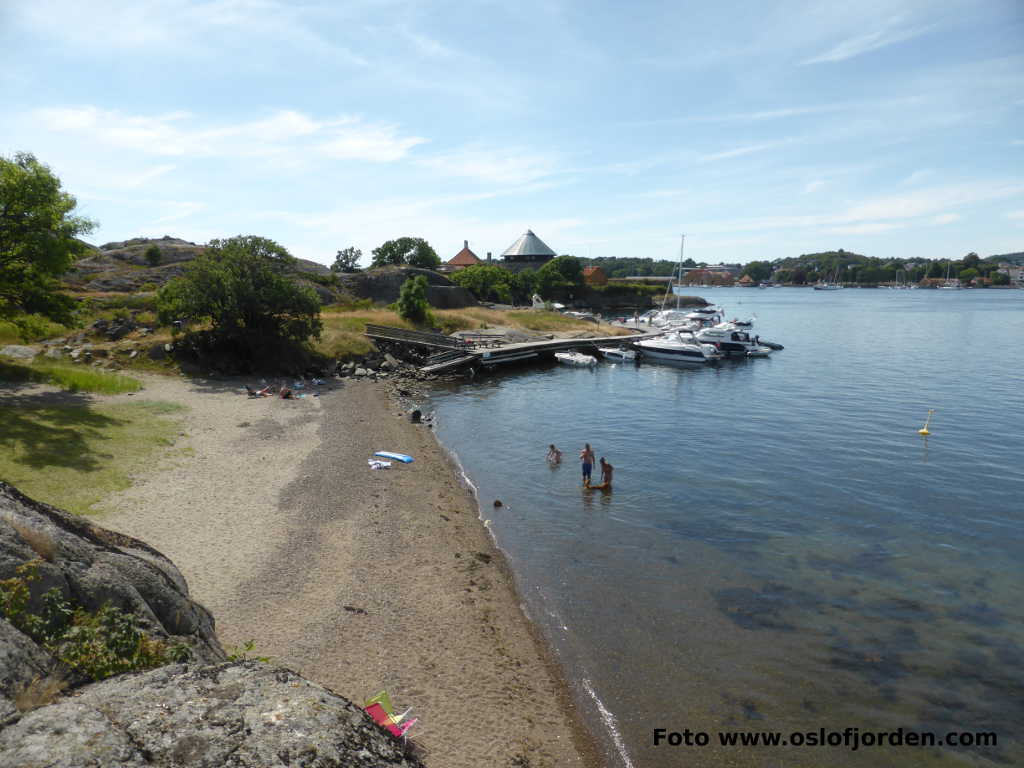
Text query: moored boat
634 331 723 363
555 351 598 366
598 346 637 361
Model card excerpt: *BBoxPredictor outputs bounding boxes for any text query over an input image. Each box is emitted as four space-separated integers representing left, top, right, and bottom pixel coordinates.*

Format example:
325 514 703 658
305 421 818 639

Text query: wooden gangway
364 323 659 373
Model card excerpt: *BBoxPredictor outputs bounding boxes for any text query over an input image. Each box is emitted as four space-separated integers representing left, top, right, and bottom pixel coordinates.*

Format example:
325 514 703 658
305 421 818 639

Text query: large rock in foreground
0 482 226 718
0 661 424 767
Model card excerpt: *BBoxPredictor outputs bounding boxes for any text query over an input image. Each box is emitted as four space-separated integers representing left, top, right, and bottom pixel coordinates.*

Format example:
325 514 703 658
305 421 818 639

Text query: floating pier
363 323 655 373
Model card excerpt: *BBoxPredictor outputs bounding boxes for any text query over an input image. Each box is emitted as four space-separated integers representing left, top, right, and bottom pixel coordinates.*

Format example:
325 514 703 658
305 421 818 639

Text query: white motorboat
634 331 723 363
554 351 598 366
746 347 773 358
813 282 842 291
695 323 783 354
598 346 637 360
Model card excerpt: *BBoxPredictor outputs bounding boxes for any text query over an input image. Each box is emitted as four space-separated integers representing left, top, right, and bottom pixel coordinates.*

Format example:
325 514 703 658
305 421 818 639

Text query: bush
144 245 161 267
0 560 189 682
397 275 430 324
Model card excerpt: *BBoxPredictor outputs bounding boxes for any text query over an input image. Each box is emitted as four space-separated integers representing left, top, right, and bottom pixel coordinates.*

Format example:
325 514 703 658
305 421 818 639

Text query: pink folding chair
366 702 418 739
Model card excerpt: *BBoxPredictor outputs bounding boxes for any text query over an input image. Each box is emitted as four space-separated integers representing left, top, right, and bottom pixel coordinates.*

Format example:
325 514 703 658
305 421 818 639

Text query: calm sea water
427 288 1024 768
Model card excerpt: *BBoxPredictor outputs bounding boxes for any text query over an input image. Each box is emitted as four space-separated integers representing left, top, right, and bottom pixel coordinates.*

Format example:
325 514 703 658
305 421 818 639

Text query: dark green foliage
0 560 189 682
144 244 161 267
450 264 514 303
371 237 440 269
331 246 362 272
576 256 681 278
0 152 95 330
535 255 584 297
156 235 322 369
397 275 430 323
990 271 1010 286
741 260 772 282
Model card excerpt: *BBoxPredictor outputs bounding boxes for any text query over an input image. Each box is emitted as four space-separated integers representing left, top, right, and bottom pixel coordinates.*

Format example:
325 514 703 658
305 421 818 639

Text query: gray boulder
0 661 424 767
0 346 39 360
0 481 225 719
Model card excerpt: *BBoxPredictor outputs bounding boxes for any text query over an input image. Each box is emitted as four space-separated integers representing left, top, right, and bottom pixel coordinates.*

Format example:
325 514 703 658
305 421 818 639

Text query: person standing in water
599 457 614 489
546 444 562 463
580 443 595 486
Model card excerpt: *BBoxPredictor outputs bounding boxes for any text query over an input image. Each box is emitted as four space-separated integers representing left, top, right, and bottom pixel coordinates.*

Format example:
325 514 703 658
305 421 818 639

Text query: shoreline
95 373 603 767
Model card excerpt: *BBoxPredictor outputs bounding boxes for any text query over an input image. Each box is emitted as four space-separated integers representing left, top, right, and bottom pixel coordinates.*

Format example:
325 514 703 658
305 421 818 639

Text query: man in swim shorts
580 443 595 486
599 457 613 489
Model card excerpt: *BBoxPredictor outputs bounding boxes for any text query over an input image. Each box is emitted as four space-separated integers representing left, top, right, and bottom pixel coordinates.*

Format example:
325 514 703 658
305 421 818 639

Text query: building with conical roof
500 229 557 273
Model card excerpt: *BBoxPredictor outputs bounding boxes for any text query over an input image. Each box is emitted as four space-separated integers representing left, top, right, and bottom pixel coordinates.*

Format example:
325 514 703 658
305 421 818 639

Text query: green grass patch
0 399 185 514
1 359 142 394
0 315 73 344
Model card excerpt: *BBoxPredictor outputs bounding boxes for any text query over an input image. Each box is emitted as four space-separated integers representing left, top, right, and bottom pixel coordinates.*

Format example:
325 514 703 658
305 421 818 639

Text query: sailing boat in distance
939 260 963 290
813 263 843 290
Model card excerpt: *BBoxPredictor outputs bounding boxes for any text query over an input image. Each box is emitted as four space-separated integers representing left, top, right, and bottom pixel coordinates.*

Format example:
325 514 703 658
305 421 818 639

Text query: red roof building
582 266 608 285
444 240 482 272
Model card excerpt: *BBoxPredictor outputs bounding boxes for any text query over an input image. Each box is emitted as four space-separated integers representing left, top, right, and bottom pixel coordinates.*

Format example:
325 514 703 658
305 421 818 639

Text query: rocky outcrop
338 267 476 308
0 661 424 767
0 482 225 719
66 237 333 293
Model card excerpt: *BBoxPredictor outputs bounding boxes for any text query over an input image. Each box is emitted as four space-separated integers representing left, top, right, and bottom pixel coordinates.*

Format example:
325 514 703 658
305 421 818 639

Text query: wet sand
99 374 600 767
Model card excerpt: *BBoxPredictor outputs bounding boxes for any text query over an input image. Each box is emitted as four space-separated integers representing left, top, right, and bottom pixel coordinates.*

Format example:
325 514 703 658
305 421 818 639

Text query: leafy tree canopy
450 264 514 304
331 246 362 273
535 255 584 297
397 274 430 324
144 244 161 267
156 235 322 357
0 152 95 329
371 237 440 270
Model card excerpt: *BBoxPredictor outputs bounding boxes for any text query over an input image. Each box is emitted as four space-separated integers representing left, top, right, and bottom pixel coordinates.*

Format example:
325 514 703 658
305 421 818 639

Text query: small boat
598 346 637 360
746 347 773 358
555 351 598 366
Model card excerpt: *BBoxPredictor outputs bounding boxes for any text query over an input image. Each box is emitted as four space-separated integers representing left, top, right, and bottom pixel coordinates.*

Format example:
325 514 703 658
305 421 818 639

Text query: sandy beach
96 373 599 767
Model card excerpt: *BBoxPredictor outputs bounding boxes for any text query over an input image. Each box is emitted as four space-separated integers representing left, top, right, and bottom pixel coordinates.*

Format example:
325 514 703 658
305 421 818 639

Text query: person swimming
546 444 562 463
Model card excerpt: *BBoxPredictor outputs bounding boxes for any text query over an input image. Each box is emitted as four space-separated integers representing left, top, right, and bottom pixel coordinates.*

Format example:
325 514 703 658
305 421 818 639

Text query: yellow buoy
918 409 935 436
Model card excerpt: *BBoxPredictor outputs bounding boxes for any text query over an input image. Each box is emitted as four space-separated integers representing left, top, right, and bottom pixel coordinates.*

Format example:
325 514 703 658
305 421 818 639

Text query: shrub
0 560 190 682
397 275 430 324
144 245 161 267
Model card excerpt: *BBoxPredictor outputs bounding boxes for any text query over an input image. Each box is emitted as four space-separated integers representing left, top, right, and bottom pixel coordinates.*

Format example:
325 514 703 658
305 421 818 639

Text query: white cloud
32 106 427 163
418 145 562 185
931 213 960 225
698 144 773 164
803 180 825 194
802 16 933 65
155 201 205 224
826 221 905 235
107 164 178 190
1007 210 1024 221
1012 140 1024 147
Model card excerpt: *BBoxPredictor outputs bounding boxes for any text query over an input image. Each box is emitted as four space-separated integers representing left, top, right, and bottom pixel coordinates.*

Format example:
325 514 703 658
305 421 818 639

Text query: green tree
331 246 362 273
963 252 980 270
450 264 514 303
511 268 536 304
397 274 430 324
958 267 979 283
157 235 321 362
0 152 95 331
990 270 1010 286
741 260 772 282
371 237 440 269
144 244 161 267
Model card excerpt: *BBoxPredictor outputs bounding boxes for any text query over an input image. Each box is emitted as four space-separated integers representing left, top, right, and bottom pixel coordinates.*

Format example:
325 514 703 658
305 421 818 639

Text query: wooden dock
364 323 656 373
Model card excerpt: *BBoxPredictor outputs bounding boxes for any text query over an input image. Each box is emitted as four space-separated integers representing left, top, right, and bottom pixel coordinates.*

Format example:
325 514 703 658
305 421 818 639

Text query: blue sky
2 0 1022 267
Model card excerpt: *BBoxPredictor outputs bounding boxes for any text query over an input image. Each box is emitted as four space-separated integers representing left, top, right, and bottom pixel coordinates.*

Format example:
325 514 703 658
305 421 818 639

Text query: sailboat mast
676 234 685 309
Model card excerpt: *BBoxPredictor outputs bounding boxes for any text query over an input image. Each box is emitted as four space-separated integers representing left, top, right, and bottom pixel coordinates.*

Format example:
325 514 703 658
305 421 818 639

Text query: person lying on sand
279 385 293 399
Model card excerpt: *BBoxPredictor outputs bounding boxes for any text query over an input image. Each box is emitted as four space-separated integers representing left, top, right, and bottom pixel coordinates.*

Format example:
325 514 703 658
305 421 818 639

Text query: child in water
546 444 562 463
